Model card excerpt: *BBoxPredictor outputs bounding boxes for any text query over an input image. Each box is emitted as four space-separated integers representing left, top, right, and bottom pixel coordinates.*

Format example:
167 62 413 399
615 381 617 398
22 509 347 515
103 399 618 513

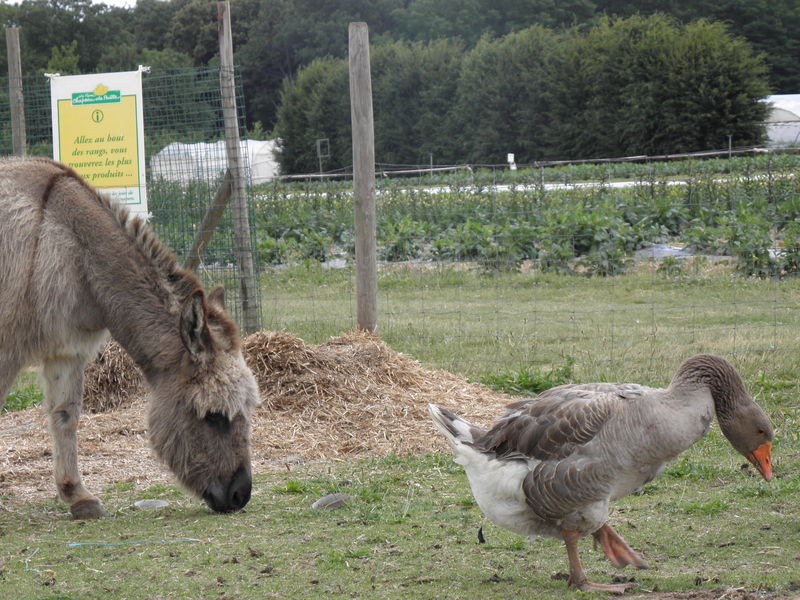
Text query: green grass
1 447 798 599
481 358 575 395
260 262 800 385
2 370 43 413
4 236 800 598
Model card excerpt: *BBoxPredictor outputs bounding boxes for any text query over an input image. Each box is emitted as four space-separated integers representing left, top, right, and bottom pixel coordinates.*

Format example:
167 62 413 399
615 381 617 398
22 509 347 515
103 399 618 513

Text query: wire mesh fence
0 66 256 326
3 66 800 383
253 157 800 382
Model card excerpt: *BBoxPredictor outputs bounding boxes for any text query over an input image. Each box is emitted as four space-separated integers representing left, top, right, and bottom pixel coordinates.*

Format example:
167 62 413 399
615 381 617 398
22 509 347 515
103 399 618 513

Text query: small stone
311 493 352 510
132 499 170 511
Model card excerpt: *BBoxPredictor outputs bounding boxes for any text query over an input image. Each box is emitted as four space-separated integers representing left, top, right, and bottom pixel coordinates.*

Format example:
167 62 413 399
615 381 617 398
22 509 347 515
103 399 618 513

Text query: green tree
239 0 405 131
141 47 193 71
274 39 465 174
167 0 219 65
703 0 800 94
273 57 350 174
592 0 800 93
549 15 770 159
10 0 129 74
46 39 80 74
650 19 770 152
452 27 561 163
391 0 596 44
131 0 181 54
276 14 771 169
95 31 139 73
371 39 464 166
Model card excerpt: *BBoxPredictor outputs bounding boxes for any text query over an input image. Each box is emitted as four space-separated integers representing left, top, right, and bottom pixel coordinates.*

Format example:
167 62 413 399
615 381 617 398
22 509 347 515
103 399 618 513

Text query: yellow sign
49 69 148 216
57 95 140 188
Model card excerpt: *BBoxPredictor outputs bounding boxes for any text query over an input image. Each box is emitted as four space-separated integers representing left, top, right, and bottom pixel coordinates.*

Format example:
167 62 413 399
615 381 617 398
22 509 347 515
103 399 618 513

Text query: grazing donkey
0 157 260 518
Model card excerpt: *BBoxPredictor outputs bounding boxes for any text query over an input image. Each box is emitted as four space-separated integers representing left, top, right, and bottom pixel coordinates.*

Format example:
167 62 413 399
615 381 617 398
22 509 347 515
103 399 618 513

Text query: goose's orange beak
746 441 772 482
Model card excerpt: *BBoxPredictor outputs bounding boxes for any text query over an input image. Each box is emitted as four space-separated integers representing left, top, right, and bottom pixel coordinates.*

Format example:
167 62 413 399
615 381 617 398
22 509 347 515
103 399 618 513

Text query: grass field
1 447 798 599
260 262 800 383
3 254 800 599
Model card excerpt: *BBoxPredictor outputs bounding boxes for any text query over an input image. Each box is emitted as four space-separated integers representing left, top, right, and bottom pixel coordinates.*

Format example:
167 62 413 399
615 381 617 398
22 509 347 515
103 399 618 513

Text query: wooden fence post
5 27 26 156
184 169 232 272
348 22 378 332
218 1 260 333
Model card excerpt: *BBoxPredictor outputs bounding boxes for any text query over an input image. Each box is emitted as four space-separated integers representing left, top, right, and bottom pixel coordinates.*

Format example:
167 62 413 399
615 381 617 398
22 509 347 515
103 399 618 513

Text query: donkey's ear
207 285 226 310
180 289 211 359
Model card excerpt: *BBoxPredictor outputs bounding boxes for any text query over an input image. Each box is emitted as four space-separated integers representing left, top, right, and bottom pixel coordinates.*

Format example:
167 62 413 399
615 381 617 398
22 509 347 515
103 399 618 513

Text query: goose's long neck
669 354 773 480
669 354 746 425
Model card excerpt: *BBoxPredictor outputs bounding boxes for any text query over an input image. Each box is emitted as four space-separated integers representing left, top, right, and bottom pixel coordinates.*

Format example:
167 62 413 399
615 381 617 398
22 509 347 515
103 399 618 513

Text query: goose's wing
480 383 641 461
478 383 643 522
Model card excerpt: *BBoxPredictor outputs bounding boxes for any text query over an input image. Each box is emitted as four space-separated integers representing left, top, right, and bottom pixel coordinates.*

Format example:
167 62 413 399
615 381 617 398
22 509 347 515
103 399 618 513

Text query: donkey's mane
40 157 228 323
105 191 193 293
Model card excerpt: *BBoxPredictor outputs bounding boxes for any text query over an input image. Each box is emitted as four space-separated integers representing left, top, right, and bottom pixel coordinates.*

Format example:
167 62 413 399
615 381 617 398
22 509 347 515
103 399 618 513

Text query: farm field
261 263 800 381
0 448 798 600
2 267 800 599
3 155 800 599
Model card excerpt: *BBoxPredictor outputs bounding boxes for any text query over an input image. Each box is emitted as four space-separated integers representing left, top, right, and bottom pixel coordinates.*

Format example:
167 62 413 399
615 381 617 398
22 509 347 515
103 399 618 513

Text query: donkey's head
147 286 260 513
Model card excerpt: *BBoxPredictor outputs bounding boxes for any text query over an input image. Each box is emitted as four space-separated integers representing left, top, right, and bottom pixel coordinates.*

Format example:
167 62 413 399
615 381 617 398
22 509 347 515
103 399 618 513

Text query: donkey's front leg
42 356 106 519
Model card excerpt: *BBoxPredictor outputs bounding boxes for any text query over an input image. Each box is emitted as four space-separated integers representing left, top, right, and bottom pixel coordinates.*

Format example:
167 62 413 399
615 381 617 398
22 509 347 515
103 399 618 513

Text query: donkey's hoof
70 498 107 519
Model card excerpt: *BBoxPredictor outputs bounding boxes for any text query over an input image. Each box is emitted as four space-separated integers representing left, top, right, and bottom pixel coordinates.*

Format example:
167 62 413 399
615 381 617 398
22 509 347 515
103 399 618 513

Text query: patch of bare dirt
1 330 510 503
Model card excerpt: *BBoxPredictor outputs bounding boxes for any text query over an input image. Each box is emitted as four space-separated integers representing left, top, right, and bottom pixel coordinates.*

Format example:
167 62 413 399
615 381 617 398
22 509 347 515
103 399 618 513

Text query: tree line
0 0 791 168
277 15 770 172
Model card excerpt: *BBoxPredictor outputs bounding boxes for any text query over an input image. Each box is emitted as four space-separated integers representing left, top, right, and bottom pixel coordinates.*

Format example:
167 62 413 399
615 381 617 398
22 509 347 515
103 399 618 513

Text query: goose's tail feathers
428 404 483 449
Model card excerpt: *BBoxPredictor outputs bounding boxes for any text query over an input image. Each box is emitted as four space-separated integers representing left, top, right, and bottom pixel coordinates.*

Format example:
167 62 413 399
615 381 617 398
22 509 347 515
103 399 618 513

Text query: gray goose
429 354 774 594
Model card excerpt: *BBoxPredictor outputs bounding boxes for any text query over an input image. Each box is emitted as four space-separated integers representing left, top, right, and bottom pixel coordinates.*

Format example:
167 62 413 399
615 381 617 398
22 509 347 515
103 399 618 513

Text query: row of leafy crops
146 154 800 278
251 165 800 278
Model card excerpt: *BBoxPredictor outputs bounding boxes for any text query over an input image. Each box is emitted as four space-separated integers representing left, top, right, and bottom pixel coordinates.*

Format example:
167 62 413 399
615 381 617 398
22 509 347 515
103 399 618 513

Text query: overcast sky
6 0 137 7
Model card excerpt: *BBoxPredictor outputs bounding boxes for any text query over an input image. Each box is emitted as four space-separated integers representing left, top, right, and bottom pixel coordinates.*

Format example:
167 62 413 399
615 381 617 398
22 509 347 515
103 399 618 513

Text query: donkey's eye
204 412 229 428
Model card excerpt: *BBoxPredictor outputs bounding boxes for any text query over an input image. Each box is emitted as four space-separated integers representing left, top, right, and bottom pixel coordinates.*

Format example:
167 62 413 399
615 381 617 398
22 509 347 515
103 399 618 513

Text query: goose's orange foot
593 523 649 569
568 575 634 594
563 528 636 595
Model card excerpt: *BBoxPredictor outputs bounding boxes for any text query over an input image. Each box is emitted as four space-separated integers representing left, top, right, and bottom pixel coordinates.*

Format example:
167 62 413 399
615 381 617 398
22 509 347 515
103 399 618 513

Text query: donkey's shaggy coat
0 157 260 518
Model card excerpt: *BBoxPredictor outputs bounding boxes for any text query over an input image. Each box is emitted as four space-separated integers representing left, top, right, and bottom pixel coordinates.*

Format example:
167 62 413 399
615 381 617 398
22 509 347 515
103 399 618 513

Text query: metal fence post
348 22 378 332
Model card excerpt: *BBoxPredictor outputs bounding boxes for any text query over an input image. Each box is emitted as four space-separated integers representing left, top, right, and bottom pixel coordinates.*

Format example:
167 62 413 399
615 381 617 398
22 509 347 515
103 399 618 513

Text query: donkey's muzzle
203 464 252 513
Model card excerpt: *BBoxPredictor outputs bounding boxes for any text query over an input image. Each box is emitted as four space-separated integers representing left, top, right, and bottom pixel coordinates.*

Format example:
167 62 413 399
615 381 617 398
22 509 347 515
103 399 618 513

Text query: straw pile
83 341 145 412
2 330 514 501
242 330 512 458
